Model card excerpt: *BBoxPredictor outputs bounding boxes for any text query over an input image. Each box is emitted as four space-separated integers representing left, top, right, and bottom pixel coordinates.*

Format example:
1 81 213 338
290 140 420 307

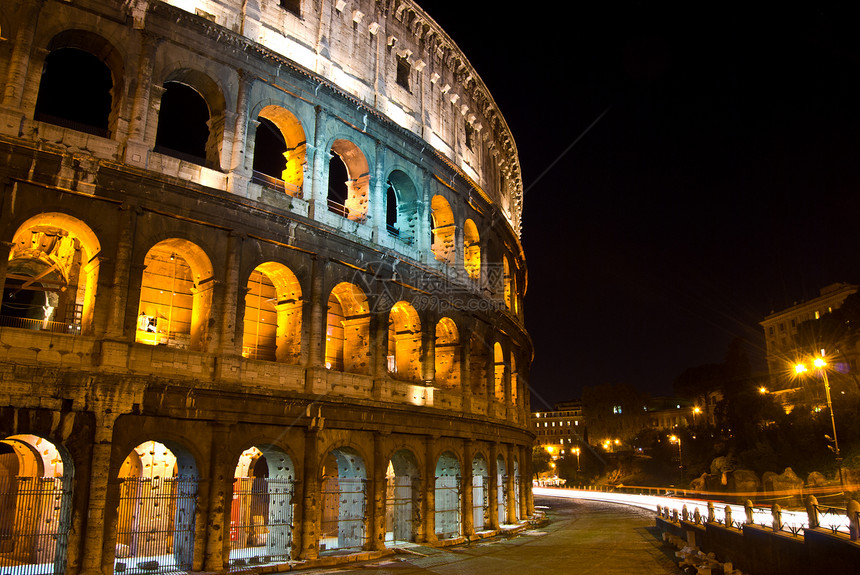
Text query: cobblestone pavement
290 496 683 574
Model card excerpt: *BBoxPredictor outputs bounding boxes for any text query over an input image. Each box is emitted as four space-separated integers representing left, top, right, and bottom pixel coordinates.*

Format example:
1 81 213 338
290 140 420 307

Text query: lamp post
572 446 581 486
668 434 683 484
795 351 846 500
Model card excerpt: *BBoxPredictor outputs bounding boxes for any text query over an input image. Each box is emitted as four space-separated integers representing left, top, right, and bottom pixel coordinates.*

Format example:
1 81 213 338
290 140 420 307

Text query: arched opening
33 48 112 138
385 171 418 243
493 342 505 402
496 455 507 525
242 263 302 363
320 447 366 551
387 301 421 381
434 452 460 539
325 283 370 374
115 441 198 574
430 196 455 264
0 435 74 575
252 106 306 198
384 450 420 545
434 318 460 390
471 453 489 532
229 446 295 566
2 213 101 335
136 240 214 351
327 140 369 222
463 219 480 281
154 82 210 166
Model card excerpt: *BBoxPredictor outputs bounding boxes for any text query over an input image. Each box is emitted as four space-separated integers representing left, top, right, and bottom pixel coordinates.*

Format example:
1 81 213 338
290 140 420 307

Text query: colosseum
0 1 533 573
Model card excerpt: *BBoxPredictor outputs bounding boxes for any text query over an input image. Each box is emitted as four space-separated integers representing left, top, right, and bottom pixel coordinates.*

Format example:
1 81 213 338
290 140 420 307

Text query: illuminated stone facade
0 1 533 573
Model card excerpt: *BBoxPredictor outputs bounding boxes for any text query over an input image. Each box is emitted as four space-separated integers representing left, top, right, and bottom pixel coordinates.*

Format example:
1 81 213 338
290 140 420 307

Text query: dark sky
417 3 860 409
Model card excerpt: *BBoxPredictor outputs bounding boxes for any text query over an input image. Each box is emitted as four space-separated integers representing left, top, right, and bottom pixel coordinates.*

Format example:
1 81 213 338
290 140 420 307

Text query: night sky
418 4 860 408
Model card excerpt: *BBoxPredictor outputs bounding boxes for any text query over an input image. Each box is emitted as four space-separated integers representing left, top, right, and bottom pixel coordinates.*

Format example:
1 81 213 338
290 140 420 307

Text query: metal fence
0 475 73 575
385 475 416 543
320 477 366 551
435 475 460 539
228 477 293 567
0 316 81 335
472 475 487 531
114 477 197 575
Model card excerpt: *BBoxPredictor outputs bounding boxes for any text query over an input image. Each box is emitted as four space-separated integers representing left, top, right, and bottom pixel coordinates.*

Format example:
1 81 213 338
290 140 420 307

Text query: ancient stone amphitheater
0 1 533 573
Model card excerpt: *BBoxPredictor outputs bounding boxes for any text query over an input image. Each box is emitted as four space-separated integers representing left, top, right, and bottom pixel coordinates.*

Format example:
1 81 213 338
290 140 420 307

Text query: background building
0 1 533 573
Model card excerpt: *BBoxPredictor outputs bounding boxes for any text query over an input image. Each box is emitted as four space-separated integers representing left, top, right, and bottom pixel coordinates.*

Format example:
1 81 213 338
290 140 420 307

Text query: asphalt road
292 495 684 574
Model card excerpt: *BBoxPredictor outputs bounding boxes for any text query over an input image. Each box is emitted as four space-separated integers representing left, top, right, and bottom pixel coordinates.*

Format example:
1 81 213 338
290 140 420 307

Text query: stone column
80 414 120 575
298 428 320 560
416 169 432 261
369 432 388 550
462 439 474 538
1 0 44 111
421 310 436 384
203 423 232 571
216 231 243 356
304 255 327 369
309 107 328 220
488 443 499 530
421 435 437 543
104 204 138 338
124 31 159 166
460 327 472 413
370 307 389 400
371 140 386 241
228 70 252 197
505 444 517 524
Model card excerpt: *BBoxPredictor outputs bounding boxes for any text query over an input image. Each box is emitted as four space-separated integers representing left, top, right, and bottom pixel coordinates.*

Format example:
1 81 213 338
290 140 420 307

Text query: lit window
613 405 622 414
815 311 820 319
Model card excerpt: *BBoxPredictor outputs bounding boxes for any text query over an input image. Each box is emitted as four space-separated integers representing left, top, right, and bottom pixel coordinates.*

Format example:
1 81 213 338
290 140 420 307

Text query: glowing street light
794 351 846 499
668 434 683 483
572 446 582 472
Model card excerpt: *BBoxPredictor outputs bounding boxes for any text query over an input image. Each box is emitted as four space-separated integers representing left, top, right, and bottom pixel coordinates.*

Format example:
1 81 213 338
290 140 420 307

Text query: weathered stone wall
0 1 533 573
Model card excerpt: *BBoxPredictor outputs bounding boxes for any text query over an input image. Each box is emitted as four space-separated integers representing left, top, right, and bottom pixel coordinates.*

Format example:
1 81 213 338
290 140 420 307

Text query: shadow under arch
242 262 303 363
385 448 421 544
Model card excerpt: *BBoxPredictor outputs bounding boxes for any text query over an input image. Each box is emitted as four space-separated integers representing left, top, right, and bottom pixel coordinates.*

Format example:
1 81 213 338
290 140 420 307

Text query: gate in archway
229 477 293 564
115 477 197 574
0 475 73 575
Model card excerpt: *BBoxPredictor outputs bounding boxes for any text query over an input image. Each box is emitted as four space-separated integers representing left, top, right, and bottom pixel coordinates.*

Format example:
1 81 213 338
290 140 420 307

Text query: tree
532 446 552 478
581 383 649 445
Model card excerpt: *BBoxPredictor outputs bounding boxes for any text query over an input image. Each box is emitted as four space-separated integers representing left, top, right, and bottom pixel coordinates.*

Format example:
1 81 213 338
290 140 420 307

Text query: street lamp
794 351 846 499
668 434 683 484
572 446 581 472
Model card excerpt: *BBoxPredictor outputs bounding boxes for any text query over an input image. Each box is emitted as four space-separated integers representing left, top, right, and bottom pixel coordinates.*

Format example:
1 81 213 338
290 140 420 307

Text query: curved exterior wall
0 0 532 573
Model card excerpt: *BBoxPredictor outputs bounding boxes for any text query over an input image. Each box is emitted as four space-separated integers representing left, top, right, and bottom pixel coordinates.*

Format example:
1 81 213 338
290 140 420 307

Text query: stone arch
252 105 307 198
385 170 419 243
387 301 421 381
228 444 296 565
325 282 370 374
496 453 507 525
320 446 367 551
135 239 214 352
4 212 102 335
385 449 420 544
327 139 370 222
33 29 123 138
471 452 489 531
434 317 460 390
114 440 199 573
463 219 480 281
430 195 455 264
242 262 302 363
0 434 74 575
510 352 519 405
493 342 505 402
434 451 461 539
155 68 226 169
